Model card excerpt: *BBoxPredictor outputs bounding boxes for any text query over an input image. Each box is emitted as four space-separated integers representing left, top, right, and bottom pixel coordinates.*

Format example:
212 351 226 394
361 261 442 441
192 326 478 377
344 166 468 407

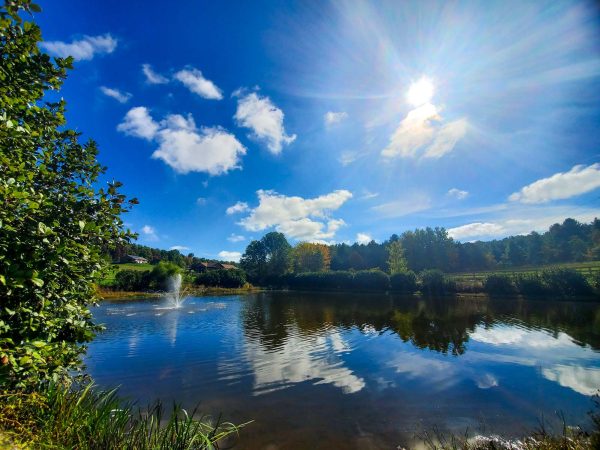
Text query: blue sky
36 0 600 261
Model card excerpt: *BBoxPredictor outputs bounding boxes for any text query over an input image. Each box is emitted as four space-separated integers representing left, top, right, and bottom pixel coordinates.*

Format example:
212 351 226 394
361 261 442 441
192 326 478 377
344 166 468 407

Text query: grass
0 383 247 449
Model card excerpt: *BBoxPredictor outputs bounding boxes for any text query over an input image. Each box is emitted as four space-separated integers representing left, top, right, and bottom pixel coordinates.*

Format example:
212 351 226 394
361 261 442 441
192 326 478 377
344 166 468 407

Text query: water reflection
86 293 600 450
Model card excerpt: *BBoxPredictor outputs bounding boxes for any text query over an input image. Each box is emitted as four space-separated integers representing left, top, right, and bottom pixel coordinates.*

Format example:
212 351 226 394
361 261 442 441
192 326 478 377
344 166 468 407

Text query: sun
406 77 434 107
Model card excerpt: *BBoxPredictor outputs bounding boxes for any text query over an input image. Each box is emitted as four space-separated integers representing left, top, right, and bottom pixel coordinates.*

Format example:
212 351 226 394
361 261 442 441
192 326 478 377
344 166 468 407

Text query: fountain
166 273 186 308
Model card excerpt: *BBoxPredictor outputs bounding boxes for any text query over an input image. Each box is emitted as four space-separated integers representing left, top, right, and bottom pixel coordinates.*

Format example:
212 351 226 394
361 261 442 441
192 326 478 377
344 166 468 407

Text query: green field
448 260 600 284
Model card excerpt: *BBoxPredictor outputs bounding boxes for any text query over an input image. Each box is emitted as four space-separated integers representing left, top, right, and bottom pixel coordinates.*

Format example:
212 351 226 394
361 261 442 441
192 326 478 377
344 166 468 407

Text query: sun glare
406 77 434 107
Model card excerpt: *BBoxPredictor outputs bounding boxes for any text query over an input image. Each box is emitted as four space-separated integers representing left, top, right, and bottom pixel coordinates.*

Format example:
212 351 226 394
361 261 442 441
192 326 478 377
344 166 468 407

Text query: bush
148 262 181 290
390 271 418 293
540 268 593 297
515 273 547 296
114 270 150 291
352 270 390 291
484 274 516 296
288 271 353 290
419 270 454 296
195 269 247 288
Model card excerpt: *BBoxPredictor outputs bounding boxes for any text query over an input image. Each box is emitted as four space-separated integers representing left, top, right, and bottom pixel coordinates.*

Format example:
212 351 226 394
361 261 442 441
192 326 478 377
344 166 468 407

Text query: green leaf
79 220 85 231
31 277 44 287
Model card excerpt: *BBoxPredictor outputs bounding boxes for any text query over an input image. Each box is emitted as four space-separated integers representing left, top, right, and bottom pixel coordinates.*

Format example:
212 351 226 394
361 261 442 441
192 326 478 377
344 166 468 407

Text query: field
447 260 600 284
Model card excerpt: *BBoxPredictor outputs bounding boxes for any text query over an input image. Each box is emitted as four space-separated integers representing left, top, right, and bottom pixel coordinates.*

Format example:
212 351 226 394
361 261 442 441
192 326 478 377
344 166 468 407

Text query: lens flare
406 77 434 107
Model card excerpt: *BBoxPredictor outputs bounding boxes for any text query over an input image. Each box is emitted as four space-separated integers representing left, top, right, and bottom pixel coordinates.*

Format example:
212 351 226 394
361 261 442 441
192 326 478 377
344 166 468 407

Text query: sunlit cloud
447 188 469 200
324 111 348 126
118 107 246 175
509 163 600 204
141 64 169 84
227 234 246 243
100 86 131 104
406 77 434 107
169 245 189 251
234 90 296 154
174 67 223 100
355 232 372 244
542 365 600 396
422 119 468 159
141 224 158 241
218 251 242 262
40 33 117 60
448 222 505 241
226 201 249 215
238 189 352 241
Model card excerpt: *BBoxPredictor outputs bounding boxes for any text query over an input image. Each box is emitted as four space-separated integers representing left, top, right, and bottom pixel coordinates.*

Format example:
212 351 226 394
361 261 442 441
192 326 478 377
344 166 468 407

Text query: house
126 255 148 264
195 261 237 272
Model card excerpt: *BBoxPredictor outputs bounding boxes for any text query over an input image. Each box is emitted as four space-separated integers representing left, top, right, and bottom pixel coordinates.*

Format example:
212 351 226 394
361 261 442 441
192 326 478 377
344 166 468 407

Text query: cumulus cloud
142 64 169 84
118 107 246 176
542 365 600 396
238 189 352 241
381 103 467 160
234 91 296 154
226 201 249 215
371 193 431 218
141 225 158 241
448 222 506 241
174 68 223 100
356 233 372 244
169 245 189 251
324 111 348 126
227 234 246 243
40 34 117 60
218 251 242 262
117 106 159 140
447 188 469 200
100 86 131 104
509 163 600 204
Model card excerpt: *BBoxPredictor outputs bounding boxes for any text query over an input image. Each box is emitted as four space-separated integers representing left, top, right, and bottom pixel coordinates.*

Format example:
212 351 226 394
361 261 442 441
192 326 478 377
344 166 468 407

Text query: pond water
86 292 600 449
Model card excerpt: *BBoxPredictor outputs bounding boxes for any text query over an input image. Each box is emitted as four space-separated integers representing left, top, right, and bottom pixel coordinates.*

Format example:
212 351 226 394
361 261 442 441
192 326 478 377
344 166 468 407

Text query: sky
35 0 600 261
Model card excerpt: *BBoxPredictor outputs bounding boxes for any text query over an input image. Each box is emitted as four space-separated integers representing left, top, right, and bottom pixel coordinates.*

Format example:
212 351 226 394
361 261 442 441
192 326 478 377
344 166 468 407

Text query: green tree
291 242 330 273
240 240 267 282
261 232 291 277
387 240 408 274
0 2 135 388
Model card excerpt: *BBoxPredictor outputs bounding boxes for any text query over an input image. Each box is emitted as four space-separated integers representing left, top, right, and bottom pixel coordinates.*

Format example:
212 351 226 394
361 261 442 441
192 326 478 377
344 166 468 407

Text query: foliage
540 268 593 297
287 271 354 290
195 269 246 288
0 1 135 388
291 242 330 273
114 269 150 291
148 262 181 290
483 274 516 296
0 383 245 449
514 273 548 297
352 269 390 290
419 270 454 296
241 232 291 283
387 240 408 274
390 271 418 293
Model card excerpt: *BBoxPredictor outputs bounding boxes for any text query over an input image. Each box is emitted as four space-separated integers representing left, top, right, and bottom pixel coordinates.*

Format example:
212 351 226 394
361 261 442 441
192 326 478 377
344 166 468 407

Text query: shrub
148 262 181 290
390 271 418 293
540 268 593 297
114 270 150 291
352 270 390 291
484 274 516 296
419 270 454 296
515 273 547 296
195 269 247 288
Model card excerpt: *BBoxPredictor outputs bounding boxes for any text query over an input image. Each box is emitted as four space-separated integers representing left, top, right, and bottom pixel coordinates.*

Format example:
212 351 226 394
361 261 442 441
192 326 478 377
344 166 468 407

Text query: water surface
86 292 600 449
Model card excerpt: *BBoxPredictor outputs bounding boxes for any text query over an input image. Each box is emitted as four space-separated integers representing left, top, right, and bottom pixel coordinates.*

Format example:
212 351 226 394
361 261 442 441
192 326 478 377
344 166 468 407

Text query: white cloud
226 201 249 215
509 163 600 204
40 34 117 60
447 222 506 241
360 190 379 200
117 106 159 140
100 86 131 104
169 245 189 251
174 68 223 100
234 91 296 154
141 64 169 84
118 107 246 176
356 233 372 244
141 225 158 241
447 188 469 200
338 151 358 166
196 197 207 205
218 251 242 262
324 111 348 126
238 189 352 241
227 234 246 243
542 365 600 396
371 193 431 218
381 103 467 160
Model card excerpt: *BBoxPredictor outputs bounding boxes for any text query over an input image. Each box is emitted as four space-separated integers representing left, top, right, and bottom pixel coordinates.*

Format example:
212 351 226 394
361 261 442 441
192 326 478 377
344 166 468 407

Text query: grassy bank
97 285 263 300
0 383 246 449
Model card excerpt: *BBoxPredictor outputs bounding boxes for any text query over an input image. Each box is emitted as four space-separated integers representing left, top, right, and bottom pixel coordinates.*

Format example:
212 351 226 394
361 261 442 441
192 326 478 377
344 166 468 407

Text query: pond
86 292 600 449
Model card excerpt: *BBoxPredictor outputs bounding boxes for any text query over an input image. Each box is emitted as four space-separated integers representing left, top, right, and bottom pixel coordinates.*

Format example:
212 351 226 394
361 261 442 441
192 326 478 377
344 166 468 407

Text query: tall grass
0 383 246 449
